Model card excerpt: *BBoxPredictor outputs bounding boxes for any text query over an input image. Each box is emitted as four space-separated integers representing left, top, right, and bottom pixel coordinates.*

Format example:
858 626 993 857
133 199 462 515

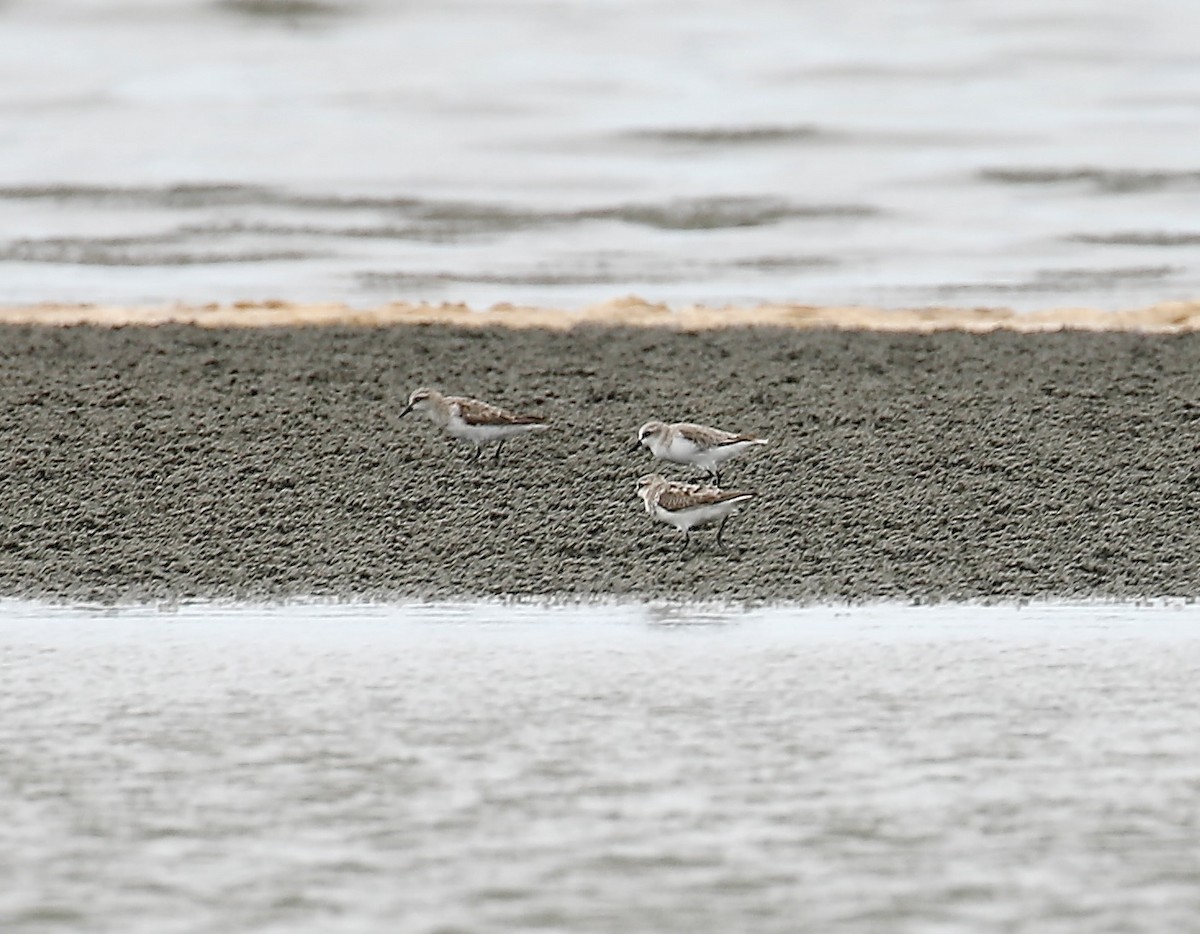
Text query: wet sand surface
3 322 1199 604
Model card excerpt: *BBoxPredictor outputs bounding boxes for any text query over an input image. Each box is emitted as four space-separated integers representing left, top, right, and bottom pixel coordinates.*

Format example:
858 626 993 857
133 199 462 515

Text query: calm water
2 0 1199 310
4 601 1200 932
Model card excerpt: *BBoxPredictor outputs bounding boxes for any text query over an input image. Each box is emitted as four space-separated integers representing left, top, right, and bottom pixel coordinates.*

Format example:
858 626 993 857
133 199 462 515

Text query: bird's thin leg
680 531 690 554
716 516 731 549
493 441 505 463
712 469 722 486
471 445 482 462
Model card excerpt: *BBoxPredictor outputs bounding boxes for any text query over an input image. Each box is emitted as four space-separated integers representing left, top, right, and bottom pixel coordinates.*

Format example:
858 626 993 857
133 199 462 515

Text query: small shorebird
399 387 549 462
635 420 768 484
636 473 756 552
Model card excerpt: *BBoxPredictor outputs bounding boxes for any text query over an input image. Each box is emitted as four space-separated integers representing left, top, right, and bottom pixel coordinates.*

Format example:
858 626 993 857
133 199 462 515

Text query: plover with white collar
400 387 549 462
636 473 756 552
635 420 768 484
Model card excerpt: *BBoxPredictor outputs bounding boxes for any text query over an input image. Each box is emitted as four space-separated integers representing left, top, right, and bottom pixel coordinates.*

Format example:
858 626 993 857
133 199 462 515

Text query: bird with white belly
635 420 768 485
399 387 549 463
635 473 756 552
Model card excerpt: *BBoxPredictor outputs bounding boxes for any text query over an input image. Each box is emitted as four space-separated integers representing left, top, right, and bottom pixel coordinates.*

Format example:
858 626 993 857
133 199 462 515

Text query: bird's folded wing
657 485 754 511
676 423 749 447
452 397 544 426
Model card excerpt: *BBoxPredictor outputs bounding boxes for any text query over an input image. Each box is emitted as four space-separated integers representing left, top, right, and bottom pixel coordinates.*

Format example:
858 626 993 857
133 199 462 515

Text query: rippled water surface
5 601 1200 932
2 0 1200 309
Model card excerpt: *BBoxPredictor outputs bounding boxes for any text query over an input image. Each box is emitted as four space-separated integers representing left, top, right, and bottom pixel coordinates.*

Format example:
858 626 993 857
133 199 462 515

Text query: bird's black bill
627 440 643 454
399 404 414 418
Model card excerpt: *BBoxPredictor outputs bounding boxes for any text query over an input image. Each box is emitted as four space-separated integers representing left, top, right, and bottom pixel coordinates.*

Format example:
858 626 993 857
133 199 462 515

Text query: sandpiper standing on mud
636 473 756 552
635 420 768 484
400 387 549 463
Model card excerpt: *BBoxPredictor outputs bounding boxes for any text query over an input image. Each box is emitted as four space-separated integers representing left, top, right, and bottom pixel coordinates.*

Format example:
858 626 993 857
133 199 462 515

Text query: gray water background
3 0 1200 310
5 600 1200 933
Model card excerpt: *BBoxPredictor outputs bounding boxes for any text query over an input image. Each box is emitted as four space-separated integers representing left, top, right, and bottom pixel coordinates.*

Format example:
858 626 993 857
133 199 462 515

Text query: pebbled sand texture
2 320 1199 604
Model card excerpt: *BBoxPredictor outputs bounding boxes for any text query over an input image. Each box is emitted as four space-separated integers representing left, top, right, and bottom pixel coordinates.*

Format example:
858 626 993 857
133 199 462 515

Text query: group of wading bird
399 387 768 552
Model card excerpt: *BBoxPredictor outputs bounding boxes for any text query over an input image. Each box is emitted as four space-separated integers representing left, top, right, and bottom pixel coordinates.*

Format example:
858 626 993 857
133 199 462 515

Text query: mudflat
2 323 1198 604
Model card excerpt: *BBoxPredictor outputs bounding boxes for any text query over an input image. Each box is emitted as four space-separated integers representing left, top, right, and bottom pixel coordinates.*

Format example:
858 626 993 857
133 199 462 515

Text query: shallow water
2 0 1200 310
5 601 1200 932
